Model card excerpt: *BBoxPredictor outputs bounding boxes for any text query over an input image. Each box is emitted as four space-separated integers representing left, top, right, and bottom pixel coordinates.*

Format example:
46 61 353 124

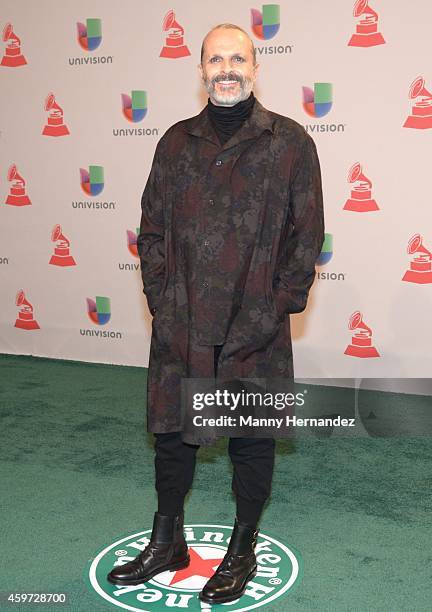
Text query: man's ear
253 62 260 79
198 63 204 81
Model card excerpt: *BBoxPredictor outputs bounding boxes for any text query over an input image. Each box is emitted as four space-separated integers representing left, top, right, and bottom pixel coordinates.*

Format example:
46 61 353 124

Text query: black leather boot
199 518 258 604
107 512 190 586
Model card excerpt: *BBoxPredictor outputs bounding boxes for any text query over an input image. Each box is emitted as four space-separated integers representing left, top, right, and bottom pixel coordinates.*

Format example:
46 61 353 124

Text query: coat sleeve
273 132 325 318
137 140 166 314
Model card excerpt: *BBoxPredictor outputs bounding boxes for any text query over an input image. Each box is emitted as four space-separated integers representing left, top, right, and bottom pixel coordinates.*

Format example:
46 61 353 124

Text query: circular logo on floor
86 524 302 611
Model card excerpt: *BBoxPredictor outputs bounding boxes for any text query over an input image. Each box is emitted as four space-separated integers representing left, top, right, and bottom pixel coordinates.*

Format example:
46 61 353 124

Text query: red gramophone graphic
403 76 432 130
402 233 432 284
343 162 379 212
14 290 40 330
5 164 31 206
159 10 191 58
49 224 76 267
344 311 380 358
42 93 70 137
348 0 385 47
1 23 27 67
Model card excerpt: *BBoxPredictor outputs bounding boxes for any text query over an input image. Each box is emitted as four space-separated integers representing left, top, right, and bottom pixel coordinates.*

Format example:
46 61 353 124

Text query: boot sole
107 555 190 586
198 566 257 604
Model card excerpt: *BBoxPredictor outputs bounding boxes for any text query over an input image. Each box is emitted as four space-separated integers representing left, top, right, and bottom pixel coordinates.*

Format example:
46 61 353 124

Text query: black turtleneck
207 92 255 145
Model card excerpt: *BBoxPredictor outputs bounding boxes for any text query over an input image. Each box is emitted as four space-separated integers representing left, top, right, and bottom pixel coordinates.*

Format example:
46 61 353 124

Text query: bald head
200 24 256 65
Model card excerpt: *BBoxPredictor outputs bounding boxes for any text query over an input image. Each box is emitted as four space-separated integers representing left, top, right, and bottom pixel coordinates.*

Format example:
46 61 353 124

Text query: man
107 23 324 604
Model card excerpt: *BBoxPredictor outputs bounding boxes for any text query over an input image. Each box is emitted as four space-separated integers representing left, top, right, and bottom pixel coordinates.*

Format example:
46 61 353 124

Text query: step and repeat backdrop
1 0 431 378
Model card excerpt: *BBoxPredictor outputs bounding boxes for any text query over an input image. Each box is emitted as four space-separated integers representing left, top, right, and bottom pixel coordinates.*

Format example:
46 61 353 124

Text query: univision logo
127 228 139 257
69 18 113 65
303 83 332 117
119 229 140 271
87 524 302 611
251 4 280 39
78 18 102 51
72 166 115 211
122 90 147 122
80 165 104 196
250 5 293 56
113 91 159 137
302 83 346 134
87 296 111 325
316 233 333 265
80 296 122 339
316 233 346 281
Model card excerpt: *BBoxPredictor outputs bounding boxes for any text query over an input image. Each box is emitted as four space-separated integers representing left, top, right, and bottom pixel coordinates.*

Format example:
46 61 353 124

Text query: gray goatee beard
204 71 254 107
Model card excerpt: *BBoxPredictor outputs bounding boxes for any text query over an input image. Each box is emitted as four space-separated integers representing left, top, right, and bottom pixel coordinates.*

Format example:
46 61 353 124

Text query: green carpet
0 354 430 611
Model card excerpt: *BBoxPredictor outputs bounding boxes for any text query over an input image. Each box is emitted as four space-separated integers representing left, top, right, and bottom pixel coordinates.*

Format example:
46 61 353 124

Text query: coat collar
183 97 276 150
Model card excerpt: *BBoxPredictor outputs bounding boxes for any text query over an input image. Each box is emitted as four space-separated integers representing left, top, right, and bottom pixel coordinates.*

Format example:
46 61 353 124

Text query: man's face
199 28 259 106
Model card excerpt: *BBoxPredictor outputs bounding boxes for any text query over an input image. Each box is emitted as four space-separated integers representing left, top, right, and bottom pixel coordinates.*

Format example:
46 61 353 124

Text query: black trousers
154 344 276 527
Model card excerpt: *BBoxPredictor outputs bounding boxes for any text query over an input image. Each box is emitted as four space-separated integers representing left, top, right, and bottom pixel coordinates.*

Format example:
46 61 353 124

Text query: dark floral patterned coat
137 98 324 437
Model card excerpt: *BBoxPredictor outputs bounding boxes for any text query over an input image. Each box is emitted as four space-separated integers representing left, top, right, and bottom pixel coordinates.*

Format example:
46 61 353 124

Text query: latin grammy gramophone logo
87 296 111 325
403 76 432 130
348 0 385 47
14 290 40 330
344 311 379 358
302 83 333 118
127 228 139 257
160 10 190 58
1 23 27 67
122 91 147 123
251 4 280 40
80 165 104 196
402 234 432 284
49 224 76 267
42 93 70 137
77 18 102 51
5 164 31 206
344 162 379 212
